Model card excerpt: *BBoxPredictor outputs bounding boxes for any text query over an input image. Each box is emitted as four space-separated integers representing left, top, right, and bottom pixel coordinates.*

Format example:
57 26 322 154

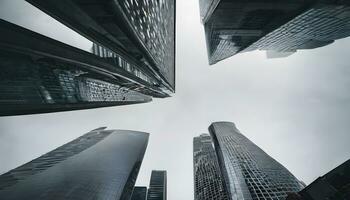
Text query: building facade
131 186 148 200
199 0 350 64
147 170 167 200
0 0 175 116
193 134 229 200
208 122 304 200
26 0 176 92
0 127 149 200
287 159 350 200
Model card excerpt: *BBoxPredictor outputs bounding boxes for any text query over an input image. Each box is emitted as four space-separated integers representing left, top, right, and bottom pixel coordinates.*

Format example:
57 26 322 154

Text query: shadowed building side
199 0 350 65
286 159 350 200
0 19 158 116
0 128 149 200
131 186 147 200
26 0 176 92
147 170 167 200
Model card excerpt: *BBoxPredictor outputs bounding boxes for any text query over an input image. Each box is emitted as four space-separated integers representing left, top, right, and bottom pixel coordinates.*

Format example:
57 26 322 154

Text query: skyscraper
193 134 229 200
147 170 167 200
199 0 350 64
0 127 149 200
26 0 176 93
208 121 304 200
0 0 175 116
131 186 148 200
286 159 350 200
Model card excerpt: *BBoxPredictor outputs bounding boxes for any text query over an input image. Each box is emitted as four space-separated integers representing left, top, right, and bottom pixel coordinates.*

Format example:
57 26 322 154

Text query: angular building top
26 0 176 91
147 170 167 200
209 121 304 200
0 128 149 200
199 0 350 65
193 134 229 200
295 159 350 200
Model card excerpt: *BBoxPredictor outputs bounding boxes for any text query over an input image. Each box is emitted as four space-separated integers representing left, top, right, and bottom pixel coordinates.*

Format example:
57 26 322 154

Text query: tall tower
0 0 175 116
199 0 350 64
193 134 229 200
0 127 149 200
147 170 167 200
209 122 304 200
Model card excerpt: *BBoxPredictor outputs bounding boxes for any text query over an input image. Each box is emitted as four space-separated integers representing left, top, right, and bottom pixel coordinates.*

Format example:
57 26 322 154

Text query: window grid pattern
92 43 154 84
243 5 350 53
210 122 304 200
0 130 111 191
119 0 175 86
193 134 229 200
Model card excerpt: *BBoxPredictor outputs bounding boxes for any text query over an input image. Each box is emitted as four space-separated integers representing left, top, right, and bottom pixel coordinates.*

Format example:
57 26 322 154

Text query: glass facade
209 122 304 200
27 0 176 92
243 4 350 56
0 49 151 116
118 0 176 88
0 128 149 200
193 134 229 200
296 159 350 200
131 186 147 200
147 170 167 200
199 0 350 64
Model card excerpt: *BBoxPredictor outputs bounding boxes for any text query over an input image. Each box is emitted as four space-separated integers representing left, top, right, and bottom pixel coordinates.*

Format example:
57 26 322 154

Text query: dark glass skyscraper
199 0 350 64
208 121 304 200
147 170 167 200
0 0 175 116
26 0 176 92
0 127 149 200
287 159 350 200
193 134 229 200
131 186 148 200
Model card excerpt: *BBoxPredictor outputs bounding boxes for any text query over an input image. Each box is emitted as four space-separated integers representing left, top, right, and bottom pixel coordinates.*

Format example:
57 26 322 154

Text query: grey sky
1 0 350 200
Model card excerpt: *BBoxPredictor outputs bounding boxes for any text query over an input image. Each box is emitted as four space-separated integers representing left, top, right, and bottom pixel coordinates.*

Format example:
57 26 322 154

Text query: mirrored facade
193 134 229 200
0 128 149 200
26 0 176 92
147 170 167 200
199 0 350 64
209 122 304 200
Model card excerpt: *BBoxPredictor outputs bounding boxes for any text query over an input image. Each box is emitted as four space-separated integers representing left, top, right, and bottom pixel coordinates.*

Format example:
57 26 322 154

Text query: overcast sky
1 0 350 199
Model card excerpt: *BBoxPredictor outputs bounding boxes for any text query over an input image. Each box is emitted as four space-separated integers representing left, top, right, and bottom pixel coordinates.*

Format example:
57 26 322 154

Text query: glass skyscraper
287 159 350 200
193 134 229 200
193 122 305 200
0 0 175 116
131 186 148 200
0 127 149 200
147 170 167 200
199 0 350 64
209 122 305 199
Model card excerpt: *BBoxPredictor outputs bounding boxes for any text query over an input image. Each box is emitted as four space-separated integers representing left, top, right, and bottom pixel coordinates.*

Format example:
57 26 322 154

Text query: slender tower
209 121 304 200
193 134 229 200
0 127 149 200
147 170 167 200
